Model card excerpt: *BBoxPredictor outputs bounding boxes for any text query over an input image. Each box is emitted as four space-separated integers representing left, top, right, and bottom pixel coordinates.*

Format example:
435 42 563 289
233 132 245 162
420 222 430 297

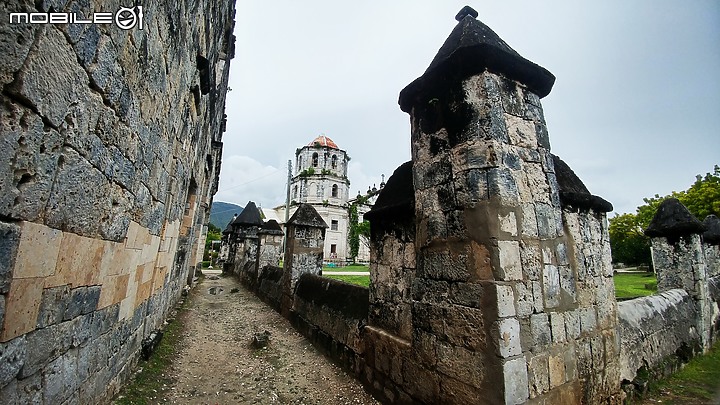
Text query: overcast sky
216 1 720 218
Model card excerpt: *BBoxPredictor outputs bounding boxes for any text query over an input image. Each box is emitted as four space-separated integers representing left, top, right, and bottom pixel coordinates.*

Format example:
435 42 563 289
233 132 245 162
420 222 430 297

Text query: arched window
332 184 338 198
312 153 318 167
331 155 337 169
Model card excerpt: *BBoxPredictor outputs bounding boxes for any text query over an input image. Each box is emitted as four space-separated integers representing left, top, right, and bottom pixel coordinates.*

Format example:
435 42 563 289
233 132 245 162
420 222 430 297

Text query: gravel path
163 273 379 405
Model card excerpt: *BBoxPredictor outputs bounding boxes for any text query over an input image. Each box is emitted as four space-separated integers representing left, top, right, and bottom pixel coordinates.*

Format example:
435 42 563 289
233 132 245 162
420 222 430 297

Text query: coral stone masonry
0 0 236 402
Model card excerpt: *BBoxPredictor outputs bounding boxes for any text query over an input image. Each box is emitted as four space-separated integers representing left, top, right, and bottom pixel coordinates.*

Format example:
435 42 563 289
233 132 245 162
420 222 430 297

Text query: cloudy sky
215 1 720 217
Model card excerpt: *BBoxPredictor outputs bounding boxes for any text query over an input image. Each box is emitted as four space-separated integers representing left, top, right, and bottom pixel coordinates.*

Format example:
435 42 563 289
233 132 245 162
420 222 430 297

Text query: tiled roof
308 135 338 149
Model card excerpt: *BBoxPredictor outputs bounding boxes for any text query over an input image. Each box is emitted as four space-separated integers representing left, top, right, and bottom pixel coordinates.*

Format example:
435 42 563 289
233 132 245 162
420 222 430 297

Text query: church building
265 135 353 263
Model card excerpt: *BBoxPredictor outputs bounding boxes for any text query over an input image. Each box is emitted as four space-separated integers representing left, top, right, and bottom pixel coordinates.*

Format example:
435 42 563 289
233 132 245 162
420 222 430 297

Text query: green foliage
299 167 315 177
347 203 371 261
609 165 719 265
609 213 651 265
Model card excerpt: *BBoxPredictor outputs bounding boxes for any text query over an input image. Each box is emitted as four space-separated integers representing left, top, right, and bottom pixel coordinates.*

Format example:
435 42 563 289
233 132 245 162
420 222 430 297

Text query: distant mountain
210 201 243 229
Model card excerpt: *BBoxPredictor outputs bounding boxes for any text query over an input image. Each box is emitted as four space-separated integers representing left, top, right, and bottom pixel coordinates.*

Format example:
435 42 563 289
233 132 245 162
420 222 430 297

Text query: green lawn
613 272 657 300
323 264 369 272
324 274 370 287
640 341 720 404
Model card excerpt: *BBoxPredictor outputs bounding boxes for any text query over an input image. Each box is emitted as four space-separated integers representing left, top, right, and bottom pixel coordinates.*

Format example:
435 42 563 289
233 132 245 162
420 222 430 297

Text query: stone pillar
396 7 620 404
258 219 284 270
281 203 327 315
364 161 415 341
229 202 263 288
702 215 720 342
645 198 711 349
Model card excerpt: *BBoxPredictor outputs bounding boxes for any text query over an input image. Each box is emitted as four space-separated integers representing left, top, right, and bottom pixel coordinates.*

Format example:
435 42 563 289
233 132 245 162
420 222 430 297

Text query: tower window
312 153 318 167
331 220 338 231
331 155 337 169
331 184 338 198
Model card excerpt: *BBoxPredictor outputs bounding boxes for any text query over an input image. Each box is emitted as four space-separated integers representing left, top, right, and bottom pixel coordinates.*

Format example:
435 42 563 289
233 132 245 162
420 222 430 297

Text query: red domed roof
308 135 338 149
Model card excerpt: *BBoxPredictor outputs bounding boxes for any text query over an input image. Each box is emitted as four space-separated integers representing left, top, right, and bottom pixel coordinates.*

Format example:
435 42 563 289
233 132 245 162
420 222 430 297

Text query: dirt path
163 272 379 404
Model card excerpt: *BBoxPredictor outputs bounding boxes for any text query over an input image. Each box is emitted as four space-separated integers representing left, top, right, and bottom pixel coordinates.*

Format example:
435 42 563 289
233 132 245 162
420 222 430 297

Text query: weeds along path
163 272 379 404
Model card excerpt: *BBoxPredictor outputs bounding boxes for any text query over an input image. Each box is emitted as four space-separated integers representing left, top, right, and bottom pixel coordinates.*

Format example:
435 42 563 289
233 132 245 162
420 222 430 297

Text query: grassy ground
323 264 369 272
614 272 657 300
639 341 720 404
324 274 370 287
113 300 188 404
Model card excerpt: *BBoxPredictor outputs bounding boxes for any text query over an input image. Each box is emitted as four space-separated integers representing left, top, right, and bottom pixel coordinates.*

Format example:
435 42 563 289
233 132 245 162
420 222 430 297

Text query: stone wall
617 289 700 391
616 199 720 397
0 0 235 402
290 273 368 372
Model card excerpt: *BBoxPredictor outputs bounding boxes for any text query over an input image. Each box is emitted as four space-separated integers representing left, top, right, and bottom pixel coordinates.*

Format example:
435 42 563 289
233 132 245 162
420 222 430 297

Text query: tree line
609 165 719 266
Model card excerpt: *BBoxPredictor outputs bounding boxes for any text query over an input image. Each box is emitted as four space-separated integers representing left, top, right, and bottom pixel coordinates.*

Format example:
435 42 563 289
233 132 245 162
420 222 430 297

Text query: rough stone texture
257 220 284 269
645 198 706 239
617 290 700 383
0 0 235 401
702 215 720 245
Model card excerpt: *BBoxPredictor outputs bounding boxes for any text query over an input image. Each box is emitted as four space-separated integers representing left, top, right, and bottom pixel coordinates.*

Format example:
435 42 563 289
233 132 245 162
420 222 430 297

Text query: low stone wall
256 265 283 311
617 289 701 394
290 274 368 373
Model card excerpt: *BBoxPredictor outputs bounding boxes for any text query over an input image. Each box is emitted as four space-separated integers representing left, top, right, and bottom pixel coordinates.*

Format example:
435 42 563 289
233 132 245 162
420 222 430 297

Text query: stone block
542 264 561 308
579 307 598 334
521 204 539 238
0 222 20 294
503 357 530 405
520 240 541 280
488 167 520 205
44 147 115 239
450 140 500 172
527 353 550 398
548 352 566 388
496 318 522 358
565 310 581 340
2 277 43 341
17 371 43 404
535 203 558 239
402 360 439 403
37 285 71 328
499 211 518 237
436 342 488 388
496 284 516 318
447 281 485 309
13 221 62 279
498 240 522 281
20 320 74 378
43 348 78 404
550 312 567 343
0 336 26 387
530 313 552 348
63 287 99 321
97 275 129 310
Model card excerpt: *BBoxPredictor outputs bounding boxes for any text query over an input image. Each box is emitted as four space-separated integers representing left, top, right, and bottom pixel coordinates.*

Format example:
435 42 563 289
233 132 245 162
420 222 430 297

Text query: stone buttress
362 6 622 404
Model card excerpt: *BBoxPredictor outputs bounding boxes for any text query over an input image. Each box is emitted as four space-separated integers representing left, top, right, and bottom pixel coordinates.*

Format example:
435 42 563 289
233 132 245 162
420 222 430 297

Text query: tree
608 165 719 266
347 200 371 263
608 213 651 266
203 223 222 261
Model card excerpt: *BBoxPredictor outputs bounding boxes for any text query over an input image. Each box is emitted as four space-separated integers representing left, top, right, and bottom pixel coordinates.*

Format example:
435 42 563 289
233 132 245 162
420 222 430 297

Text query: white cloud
214 155 285 208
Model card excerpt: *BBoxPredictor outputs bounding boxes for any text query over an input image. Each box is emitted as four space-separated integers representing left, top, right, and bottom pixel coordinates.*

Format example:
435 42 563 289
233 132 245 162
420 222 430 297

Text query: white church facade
264 135 379 264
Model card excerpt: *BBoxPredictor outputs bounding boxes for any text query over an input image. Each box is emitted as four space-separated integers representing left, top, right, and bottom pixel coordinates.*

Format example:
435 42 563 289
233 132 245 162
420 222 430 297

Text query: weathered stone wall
560 209 620 403
258 234 282 269
617 289 700 391
291 274 368 359
0 0 235 402
256 265 283 311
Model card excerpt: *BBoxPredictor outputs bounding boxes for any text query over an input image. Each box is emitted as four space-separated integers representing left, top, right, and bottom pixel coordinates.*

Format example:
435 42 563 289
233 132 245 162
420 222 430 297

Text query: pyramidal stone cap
702 215 720 245
644 198 706 238
287 203 328 228
232 201 263 226
399 6 555 112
